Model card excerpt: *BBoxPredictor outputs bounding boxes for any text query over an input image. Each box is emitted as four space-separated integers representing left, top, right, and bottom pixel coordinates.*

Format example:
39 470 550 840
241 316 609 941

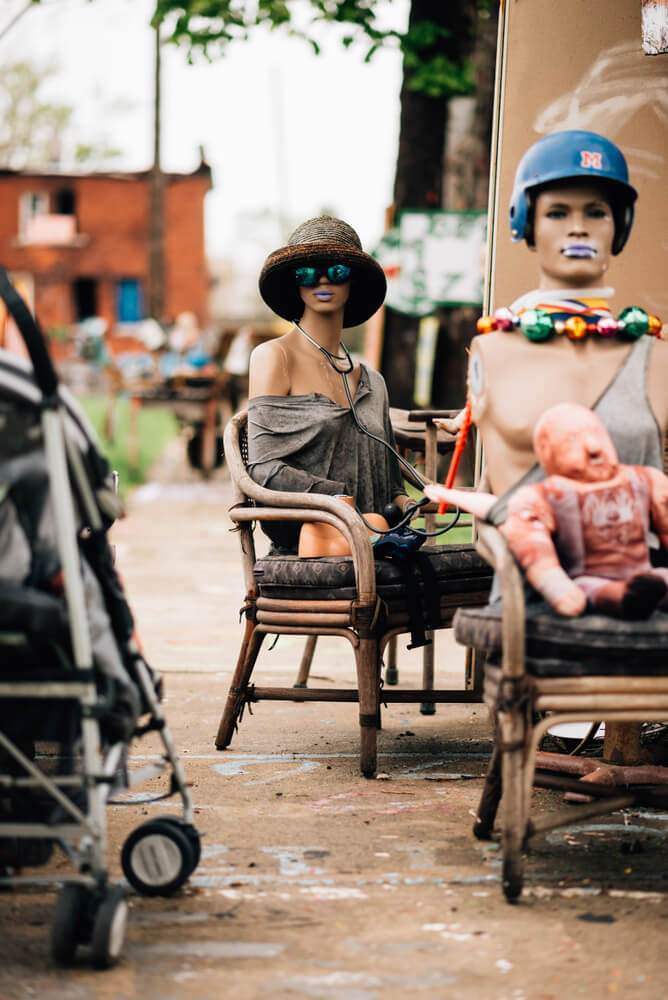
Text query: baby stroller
0 270 201 967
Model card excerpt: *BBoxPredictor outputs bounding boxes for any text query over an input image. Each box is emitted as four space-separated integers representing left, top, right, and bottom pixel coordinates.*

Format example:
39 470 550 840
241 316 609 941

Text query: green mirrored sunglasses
295 264 351 287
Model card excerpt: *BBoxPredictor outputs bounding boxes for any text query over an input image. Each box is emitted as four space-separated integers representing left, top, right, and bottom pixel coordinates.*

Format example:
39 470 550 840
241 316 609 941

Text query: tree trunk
431 4 497 418
382 1 496 416
393 0 474 211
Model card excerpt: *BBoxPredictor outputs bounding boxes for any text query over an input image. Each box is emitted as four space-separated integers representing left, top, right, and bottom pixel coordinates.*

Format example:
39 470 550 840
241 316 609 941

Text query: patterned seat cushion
254 543 493 604
453 601 668 676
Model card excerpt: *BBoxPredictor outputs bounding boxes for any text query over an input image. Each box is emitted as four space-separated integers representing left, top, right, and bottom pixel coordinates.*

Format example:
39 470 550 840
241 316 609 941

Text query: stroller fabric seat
254 543 493 603
0 580 69 637
454 601 668 676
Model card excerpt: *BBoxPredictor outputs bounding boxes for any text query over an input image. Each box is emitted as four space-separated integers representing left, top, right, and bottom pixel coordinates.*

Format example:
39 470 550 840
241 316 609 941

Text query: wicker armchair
454 519 668 901
215 410 493 776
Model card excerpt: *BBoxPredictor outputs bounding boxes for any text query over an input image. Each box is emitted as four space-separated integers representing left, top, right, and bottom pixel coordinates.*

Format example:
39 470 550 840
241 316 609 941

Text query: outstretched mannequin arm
422 483 497 520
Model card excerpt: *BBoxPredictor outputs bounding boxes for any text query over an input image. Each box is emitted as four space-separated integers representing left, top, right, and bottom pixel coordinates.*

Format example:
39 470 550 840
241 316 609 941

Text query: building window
19 190 49 237
115 279 144 323
73 277 98 321
54 187 76 215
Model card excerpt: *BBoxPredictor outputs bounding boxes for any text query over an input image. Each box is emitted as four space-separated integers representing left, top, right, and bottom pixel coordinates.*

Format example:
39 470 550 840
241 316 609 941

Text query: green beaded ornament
518 308 553 342
617 306 649 339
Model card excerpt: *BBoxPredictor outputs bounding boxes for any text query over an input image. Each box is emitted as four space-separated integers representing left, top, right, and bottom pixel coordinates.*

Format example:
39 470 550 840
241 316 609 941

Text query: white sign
374 211 487 317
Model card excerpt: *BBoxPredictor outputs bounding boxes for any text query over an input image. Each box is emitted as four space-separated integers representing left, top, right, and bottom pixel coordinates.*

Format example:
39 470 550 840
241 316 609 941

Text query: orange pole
438 396 473 513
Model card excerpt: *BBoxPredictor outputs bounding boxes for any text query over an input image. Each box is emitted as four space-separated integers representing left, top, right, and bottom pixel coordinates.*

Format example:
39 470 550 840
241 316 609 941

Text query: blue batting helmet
509 130 637 255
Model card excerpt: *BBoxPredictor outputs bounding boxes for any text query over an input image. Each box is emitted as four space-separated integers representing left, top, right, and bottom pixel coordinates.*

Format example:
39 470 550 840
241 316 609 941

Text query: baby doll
425 403 668 619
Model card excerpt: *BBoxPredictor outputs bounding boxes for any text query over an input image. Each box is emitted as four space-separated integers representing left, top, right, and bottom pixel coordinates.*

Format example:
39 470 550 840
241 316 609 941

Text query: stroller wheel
51 884 92 965
121 819 194 896
90 887 128 969
150 816 201 875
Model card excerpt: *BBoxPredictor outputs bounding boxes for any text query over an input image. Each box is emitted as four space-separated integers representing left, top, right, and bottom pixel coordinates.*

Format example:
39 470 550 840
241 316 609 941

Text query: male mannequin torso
470 331 668 496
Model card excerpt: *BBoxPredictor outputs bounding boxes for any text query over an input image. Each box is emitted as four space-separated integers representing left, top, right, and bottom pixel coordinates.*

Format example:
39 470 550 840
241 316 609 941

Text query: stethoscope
293 321 460 539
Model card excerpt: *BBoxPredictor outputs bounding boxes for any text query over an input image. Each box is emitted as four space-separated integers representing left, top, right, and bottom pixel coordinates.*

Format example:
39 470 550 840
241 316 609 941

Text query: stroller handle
0 266 59 399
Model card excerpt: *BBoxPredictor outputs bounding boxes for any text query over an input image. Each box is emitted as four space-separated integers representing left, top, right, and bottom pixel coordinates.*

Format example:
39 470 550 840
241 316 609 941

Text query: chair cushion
254 543 493 604
453 601 668 676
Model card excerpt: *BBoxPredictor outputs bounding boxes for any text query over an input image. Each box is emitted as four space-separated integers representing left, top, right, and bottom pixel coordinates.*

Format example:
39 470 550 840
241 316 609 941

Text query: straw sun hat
258 216 387 328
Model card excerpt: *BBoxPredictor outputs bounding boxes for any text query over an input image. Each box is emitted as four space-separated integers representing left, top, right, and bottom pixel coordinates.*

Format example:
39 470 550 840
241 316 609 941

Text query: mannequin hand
432 412 463 435
385 497 427 526
392 494 421 517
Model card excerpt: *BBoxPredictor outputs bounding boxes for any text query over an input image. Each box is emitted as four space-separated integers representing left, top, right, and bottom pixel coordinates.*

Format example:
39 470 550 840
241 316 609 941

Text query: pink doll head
533 403 619 483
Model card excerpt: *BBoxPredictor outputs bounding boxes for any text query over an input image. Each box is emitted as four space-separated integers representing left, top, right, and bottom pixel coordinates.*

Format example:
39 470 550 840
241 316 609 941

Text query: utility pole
148 19 165 321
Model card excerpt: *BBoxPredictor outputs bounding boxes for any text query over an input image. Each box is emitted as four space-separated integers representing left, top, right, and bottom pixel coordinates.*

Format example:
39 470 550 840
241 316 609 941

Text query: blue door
116 279 144 322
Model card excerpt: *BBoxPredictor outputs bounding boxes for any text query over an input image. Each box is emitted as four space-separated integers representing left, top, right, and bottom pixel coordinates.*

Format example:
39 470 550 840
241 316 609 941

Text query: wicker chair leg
500 711 528 902
473 739 502 840
293 634 318 688
215 619 265 749
465 647 486 694
420 635 435 716
385 635 399 685
356 637 379 778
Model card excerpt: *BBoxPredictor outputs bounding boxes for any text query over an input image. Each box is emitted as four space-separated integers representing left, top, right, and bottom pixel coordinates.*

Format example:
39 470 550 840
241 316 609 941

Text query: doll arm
502 485 587 616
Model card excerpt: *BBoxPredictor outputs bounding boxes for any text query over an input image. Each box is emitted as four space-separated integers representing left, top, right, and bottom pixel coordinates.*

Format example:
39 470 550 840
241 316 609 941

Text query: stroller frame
0 270 199 967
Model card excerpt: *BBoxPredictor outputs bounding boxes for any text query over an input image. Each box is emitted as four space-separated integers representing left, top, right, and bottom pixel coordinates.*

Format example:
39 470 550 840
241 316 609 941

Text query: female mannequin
247 216 411 552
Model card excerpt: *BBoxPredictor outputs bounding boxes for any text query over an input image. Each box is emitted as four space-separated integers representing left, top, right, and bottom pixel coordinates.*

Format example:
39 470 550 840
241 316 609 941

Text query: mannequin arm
423 483 497 519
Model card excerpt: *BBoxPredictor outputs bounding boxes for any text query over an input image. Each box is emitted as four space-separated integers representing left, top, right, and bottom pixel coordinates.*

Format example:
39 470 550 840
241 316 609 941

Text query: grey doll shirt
247 363 405 552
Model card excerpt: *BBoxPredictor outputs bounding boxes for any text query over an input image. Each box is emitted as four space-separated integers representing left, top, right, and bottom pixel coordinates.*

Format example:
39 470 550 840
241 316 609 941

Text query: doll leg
577 573 667 619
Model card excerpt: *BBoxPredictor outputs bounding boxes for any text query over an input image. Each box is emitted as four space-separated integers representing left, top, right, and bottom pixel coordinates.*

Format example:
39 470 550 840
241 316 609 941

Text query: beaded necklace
477 305 663 342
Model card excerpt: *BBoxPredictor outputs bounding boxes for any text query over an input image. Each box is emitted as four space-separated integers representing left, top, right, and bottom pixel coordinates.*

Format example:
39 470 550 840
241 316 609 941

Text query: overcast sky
5 0 409 261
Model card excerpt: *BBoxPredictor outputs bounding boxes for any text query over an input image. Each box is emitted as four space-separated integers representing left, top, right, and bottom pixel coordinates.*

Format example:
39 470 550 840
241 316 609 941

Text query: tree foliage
151 0 485 99
0 59 125 169
0 61 72 169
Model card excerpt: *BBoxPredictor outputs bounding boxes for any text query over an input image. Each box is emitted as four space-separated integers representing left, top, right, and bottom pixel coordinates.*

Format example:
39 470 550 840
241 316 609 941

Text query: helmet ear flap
509 188 528 243
611 202 634 255
523 191 536 247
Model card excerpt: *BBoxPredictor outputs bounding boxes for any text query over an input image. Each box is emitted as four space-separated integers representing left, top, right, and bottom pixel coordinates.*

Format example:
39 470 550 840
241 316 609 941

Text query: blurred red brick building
0 160 212 334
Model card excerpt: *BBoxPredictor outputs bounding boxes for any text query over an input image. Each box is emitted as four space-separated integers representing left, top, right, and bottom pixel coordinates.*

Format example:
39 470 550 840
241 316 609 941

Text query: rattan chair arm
224 411 376 603
476 521 526 680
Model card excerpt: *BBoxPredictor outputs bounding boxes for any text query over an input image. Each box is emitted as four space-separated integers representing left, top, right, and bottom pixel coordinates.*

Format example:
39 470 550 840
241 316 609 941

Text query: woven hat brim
259 244 387 328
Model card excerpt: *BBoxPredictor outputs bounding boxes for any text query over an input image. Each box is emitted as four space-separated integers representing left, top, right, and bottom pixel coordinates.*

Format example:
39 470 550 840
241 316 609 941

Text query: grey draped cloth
247 364 405 552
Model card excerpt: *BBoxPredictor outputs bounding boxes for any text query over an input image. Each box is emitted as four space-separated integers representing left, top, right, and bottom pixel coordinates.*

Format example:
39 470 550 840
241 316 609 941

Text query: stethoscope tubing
294 321 461 539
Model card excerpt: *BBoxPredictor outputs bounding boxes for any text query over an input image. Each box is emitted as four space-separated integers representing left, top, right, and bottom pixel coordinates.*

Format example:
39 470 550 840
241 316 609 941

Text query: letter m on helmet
581 150 603 169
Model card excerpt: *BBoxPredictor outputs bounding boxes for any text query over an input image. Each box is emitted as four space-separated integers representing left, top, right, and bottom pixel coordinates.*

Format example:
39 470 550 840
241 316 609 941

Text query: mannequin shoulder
467 332 519 400
248 337 291 397
361 362 387 392
470 331 533 361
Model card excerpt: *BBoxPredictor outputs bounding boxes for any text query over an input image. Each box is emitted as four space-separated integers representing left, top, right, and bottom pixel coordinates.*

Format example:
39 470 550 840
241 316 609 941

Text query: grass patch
406 483 473 545
79 395 179 497
412 514 473 545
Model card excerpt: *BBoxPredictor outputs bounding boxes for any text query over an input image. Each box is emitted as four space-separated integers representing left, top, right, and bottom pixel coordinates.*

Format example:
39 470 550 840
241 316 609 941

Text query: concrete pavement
2 435 668 998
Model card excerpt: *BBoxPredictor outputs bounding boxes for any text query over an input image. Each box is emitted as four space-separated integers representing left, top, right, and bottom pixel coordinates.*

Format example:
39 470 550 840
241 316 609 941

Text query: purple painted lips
562 243 597 259
315 290 333 300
